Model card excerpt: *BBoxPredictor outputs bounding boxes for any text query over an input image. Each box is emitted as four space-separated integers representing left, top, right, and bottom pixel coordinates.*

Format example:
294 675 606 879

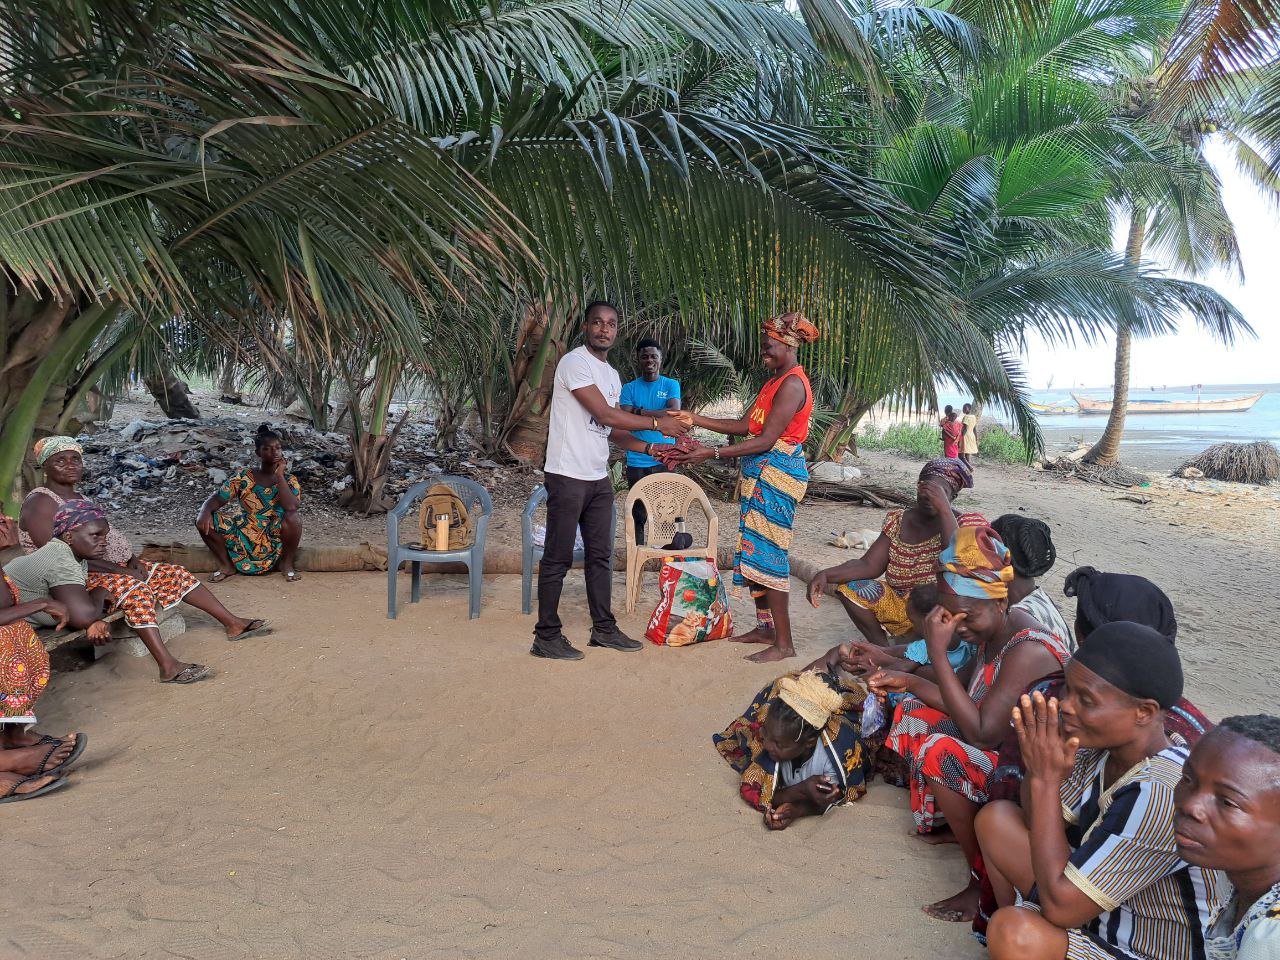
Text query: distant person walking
960 403 979 468
619 338 681 544
941 406 963 460
534 301 690 661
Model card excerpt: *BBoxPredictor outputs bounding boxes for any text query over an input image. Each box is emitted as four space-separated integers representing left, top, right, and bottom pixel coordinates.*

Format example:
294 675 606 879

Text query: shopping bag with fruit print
645 556 733 646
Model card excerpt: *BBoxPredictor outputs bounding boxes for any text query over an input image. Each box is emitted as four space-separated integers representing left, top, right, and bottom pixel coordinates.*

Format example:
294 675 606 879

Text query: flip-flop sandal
160 664 211 684
0 774 70 804
227 619 271 642
40 733 88 777
207 571 232 583
284 571 302 583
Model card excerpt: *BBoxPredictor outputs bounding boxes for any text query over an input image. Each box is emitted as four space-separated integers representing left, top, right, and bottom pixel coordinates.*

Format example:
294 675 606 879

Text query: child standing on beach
941 406 963 459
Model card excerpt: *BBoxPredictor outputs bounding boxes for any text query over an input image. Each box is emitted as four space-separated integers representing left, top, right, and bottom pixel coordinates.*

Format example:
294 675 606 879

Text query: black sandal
160 664 211 684
0 774 70 804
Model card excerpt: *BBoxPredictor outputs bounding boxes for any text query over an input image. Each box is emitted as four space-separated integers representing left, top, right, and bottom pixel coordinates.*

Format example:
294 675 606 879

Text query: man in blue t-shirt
619 339 682 543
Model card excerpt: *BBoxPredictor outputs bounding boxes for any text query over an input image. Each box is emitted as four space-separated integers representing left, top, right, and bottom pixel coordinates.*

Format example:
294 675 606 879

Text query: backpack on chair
417 483 473 551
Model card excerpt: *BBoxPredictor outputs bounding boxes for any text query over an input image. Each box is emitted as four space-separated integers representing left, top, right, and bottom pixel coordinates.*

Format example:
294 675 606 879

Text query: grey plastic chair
520 483 617 615
387 475 492 620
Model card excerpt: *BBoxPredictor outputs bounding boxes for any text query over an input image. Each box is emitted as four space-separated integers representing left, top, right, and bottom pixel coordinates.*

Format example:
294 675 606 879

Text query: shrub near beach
859 422 1032 465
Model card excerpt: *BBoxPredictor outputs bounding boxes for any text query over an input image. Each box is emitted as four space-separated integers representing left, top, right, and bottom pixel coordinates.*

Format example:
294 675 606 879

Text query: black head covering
1073 621 1183 709
992 514 1056 578
1063 566 1178 641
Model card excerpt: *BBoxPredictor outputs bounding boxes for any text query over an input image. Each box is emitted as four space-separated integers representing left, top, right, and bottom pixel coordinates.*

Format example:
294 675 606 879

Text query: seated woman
990 514 1072 644
977 622 1223 960
196 424 301 582
20 437 269 653
971 567 1208 941
1173 714 1280 959
806 458 985 645
0 517 85 803
713 670 870 830
7 501 216 684
867 526 1070 922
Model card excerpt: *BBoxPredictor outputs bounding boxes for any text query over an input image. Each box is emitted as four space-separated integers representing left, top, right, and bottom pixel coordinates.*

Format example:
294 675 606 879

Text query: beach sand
10 453 1277 960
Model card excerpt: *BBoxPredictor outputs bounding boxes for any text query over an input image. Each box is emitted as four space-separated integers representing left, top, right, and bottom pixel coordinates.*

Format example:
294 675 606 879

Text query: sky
1017 139 1280 390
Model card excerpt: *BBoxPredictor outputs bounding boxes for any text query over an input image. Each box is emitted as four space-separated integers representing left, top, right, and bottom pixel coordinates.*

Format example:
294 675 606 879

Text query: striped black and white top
1051 744 1224 960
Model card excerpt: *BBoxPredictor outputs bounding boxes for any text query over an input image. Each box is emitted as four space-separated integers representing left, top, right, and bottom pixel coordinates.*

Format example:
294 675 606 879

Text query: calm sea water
937 383 1280 470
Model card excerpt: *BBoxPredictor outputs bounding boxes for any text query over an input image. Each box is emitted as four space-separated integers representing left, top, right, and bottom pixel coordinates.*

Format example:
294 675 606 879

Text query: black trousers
536 472 617 640
625 463 669 544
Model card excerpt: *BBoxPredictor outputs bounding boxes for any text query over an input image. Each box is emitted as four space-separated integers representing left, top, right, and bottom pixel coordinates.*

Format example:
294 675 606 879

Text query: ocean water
937 383 1280 470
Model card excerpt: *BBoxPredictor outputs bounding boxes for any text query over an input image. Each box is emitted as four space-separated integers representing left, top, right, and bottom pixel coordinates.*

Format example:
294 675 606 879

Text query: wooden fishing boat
1070 391 1264 415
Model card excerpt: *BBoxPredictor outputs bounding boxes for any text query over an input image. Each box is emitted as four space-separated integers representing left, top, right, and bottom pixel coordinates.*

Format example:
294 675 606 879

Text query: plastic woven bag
645 556 733 646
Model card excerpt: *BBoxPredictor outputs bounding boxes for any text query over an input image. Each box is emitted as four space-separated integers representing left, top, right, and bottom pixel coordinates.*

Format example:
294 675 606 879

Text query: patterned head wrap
919 457 973 497
937 525 1013 600
762 312 820 348
777 671 846 730
34 435 83 467
52 500 106 539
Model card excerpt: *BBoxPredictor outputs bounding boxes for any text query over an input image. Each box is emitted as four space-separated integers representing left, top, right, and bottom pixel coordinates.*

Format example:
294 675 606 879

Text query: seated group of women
0 426 302 802
715 457 1279 960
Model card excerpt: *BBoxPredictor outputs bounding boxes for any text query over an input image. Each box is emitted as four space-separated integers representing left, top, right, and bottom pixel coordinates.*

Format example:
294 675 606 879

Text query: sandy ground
10 452 1278 960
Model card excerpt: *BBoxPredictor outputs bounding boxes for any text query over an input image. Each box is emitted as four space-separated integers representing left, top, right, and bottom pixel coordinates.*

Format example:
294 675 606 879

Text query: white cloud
1018 138 1280 389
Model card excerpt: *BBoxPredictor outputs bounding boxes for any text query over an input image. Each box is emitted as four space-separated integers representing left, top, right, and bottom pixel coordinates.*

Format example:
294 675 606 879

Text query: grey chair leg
468 552 482 619
410 560 422 603
521 547 534 615
387 561 398 619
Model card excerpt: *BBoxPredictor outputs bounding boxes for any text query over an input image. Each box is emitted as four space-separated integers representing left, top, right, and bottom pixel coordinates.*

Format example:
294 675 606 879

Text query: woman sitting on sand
196 424 302 582
867 526 1070 922
806 458 986 646
20 438 269 664
989 514 1071 644
978 623 1223 960
0 515 86 803
713 670 870 830
1173 714 1280 959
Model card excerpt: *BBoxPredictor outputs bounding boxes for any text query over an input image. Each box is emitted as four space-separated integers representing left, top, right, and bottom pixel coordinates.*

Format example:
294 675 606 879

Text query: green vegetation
2 0 1275 509
858 422 1032 465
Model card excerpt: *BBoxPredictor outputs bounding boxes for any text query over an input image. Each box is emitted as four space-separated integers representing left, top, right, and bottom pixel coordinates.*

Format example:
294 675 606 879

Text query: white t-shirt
544 345 622 481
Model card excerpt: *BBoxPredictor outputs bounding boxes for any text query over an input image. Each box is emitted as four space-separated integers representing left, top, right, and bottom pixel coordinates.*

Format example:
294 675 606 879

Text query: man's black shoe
588 627 643 652
530 634 586 660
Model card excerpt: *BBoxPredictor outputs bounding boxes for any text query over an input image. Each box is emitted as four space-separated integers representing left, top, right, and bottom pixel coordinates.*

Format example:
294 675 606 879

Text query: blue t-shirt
619 376 681 467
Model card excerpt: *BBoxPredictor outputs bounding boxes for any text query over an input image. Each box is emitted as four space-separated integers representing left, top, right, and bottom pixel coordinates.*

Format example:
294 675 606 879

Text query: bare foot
923 883 980 923
746 644 796 663
914 826 958 846
207 568 235 583
729 627 774 645
0 737 76 776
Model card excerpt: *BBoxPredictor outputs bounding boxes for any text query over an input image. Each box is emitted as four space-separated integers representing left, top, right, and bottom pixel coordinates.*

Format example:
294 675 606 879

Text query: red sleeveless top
747 366 813 445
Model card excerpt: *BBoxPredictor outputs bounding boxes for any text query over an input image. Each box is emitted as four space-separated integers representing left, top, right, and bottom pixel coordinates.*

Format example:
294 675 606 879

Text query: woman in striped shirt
978 622 1223 960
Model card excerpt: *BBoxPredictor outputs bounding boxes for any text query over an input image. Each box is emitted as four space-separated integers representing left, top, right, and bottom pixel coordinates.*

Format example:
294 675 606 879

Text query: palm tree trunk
144 361 201 419
1085 205 1148 465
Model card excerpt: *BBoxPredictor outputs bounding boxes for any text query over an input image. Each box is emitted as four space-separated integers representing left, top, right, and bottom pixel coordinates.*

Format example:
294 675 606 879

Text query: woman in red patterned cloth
20 437 271 681
668 312 818 663
866 525 1071 924
0 513 85 803
806 458 985 646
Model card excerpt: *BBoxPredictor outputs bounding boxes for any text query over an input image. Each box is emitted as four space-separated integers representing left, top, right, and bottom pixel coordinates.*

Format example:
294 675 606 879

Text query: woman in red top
941 406 963 459
670 312 817 662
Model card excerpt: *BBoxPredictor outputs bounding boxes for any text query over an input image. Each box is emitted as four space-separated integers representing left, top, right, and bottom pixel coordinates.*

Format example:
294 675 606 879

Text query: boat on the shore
1029 401 1077 415
1070 391 1264 415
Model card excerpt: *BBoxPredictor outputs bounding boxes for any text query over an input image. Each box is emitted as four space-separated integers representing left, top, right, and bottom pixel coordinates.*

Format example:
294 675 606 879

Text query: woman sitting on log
196 424 302 582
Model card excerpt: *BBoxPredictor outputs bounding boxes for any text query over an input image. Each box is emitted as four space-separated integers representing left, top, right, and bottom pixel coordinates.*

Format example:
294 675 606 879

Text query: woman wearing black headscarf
991 515 1071 643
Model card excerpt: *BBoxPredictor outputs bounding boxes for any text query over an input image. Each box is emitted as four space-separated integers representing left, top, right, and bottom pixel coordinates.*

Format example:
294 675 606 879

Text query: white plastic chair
623 473 719 613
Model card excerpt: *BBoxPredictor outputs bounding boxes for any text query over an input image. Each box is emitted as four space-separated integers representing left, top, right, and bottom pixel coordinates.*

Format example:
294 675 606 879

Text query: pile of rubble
70 412 540 538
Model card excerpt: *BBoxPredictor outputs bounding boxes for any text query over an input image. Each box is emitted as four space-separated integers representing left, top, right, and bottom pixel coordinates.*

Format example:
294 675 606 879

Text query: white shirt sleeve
559 351 598 392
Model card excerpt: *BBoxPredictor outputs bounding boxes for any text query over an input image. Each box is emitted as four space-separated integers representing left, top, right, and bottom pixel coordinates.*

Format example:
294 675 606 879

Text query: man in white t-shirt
533 301 690 660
